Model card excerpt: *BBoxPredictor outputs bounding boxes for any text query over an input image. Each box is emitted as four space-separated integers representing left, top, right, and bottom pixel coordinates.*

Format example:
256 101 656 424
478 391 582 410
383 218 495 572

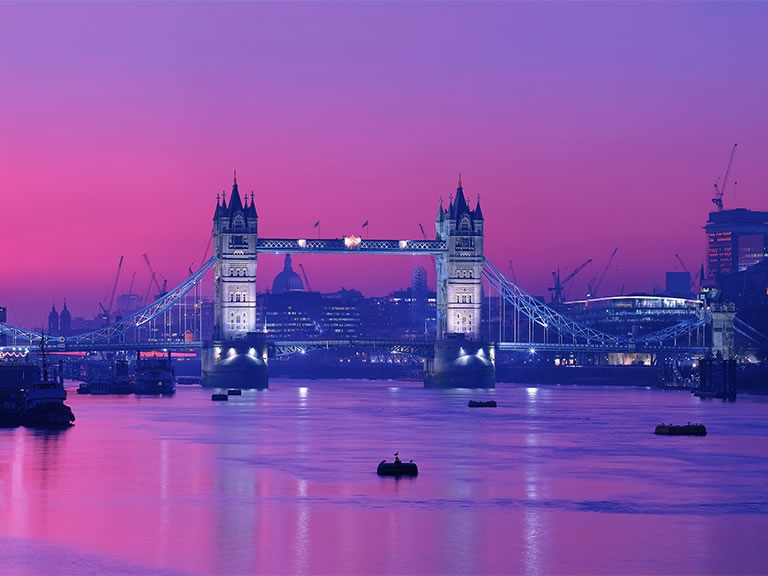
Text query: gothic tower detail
436 175 484 340
213 172 259 340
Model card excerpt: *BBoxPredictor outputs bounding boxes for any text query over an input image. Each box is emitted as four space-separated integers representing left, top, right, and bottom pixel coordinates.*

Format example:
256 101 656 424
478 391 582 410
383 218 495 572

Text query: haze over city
2 2 767 327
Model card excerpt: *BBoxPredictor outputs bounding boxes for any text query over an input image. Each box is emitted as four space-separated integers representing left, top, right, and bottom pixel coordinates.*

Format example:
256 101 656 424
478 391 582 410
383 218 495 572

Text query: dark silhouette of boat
654 423 707 436
468 400 496 407
377 452 418 476
211 393 228 401
0 341 75 428
134 351 175 395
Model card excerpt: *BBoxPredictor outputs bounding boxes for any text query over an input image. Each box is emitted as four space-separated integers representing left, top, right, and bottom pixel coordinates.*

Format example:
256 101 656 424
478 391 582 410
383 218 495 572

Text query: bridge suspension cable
483 258 711 348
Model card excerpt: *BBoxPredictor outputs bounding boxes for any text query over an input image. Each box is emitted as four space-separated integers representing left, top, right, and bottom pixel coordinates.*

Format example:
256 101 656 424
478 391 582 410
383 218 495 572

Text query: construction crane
143 253 167 301
588 247 618 298
104 256 124 317
712 143 738 211
128 271 136 295
674 253 690 273
549 259 592 304
508 260 518 284
419 223 437 269
298 263 312 292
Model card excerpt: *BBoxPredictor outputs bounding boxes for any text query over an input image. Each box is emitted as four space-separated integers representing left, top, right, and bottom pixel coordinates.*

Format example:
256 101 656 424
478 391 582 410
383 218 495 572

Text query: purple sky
1 1 767 327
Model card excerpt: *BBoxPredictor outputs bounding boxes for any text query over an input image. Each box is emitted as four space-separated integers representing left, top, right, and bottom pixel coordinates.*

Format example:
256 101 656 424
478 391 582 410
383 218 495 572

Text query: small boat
468 400 496 408
211 393 228 401
227 389 242 395
377 453 418 476
655 423 707 436
76 383 91 394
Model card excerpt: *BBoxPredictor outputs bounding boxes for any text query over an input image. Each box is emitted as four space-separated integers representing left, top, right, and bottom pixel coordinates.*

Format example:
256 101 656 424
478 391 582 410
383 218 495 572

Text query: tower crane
298 263 313 292
143 253 167 301
674 253 690 273
712 143 737 211
549 259 592 304
128 271 136 295
104 256 124 317
587 247 618 298
419 223 437 268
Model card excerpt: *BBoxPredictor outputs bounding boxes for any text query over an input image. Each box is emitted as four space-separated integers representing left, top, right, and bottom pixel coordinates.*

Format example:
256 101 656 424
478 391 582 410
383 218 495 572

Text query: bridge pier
424 337 495 388
202 334 269 389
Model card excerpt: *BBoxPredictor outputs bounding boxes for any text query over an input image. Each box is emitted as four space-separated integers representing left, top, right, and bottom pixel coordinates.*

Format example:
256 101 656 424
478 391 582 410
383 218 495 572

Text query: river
1 380 766 575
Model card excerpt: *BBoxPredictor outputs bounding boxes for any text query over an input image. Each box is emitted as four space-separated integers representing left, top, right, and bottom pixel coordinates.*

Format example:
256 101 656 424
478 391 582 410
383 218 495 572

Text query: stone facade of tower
435 177 484 340
213 174 259 340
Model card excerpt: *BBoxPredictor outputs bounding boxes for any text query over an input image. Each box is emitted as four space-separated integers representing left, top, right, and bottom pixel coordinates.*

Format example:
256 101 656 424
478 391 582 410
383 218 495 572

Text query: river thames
1 380 767 575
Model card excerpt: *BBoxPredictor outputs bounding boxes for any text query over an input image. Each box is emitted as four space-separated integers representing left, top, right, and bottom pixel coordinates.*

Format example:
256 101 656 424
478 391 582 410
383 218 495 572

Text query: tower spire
458 173 462 189
234 169 237 186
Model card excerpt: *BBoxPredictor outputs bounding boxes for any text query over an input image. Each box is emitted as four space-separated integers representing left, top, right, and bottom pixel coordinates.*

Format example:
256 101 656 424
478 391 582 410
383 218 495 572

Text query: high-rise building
706 209 768 281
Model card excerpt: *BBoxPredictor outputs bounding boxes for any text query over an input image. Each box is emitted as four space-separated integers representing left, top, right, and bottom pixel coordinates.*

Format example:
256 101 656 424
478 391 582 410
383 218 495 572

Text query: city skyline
2 2 768 326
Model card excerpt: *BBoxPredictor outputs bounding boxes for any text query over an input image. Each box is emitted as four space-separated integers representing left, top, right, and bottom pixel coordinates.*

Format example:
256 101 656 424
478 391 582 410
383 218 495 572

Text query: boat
0 345 75 428
468 400 496 407
211 393 228 401
134 351 176 395
83 359 134 395
227 389 242 395
377 453 418 476
654 423 707 436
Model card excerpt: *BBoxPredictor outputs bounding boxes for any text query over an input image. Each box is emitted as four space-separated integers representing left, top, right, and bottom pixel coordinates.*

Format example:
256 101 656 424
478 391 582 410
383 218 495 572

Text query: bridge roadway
1 338 710 357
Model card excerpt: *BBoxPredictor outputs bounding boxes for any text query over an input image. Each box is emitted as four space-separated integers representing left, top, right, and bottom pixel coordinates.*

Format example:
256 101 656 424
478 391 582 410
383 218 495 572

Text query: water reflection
0 382 767 574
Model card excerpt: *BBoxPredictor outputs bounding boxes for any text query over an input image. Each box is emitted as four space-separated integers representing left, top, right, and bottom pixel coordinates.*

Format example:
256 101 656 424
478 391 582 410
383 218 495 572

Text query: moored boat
377 453 418 476
134 351 176 395
654 423 707 436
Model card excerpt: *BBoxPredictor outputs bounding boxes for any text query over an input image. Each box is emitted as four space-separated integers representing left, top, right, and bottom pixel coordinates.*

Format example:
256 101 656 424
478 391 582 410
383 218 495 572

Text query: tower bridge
0 172 724 388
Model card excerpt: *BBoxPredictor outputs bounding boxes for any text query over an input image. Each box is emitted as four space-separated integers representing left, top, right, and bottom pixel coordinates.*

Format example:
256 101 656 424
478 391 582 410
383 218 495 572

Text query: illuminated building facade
561 295 702 339
436 176 484 340
706 209 768 281
213 173 259 340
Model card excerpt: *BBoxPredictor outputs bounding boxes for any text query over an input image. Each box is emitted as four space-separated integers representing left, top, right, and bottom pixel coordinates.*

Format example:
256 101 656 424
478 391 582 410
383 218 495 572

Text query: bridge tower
213 172 259 340
204 172 268 389
428 175 494 388
436 175 484 340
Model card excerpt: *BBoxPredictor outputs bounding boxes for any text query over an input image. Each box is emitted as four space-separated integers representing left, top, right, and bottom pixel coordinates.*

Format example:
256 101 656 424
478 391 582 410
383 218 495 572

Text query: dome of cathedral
272 254 305 293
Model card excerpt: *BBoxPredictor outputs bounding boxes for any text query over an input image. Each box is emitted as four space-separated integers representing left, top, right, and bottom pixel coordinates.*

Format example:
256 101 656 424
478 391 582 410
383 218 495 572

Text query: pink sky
1 2 767 327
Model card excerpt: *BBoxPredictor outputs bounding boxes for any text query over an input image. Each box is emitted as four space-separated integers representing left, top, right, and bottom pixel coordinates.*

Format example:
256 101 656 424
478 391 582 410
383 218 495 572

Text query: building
47 303 59 336
436 176 484 340
706 209 768 281
0 306 6 346
212 172 259 340
560 295 702 339
59 301 71 336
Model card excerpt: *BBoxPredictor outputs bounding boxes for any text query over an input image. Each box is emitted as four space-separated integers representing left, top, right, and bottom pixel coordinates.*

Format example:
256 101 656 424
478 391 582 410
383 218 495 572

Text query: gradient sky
1 1 767 327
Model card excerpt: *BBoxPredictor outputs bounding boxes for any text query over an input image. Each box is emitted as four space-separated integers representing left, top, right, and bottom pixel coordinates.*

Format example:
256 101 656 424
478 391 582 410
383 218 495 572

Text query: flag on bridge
314 220 320 228
362 221 368 228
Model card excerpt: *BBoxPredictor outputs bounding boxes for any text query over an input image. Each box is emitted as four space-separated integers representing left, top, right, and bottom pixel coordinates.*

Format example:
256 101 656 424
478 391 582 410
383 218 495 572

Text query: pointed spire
229 172 243 212
474 194 483 220
284 253 293 271
221 189 227 209
438 196 444 221
234 169 237 186
458 173 462 189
